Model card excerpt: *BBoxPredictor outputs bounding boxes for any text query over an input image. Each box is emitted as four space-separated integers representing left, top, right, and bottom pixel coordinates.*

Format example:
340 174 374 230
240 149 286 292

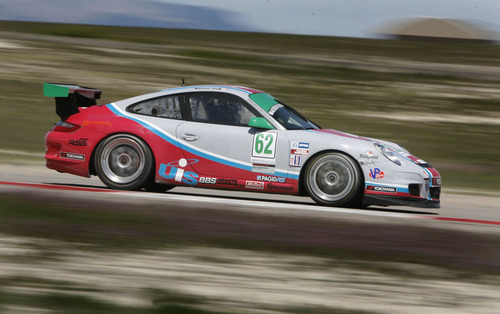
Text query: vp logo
159 158 199 185
369 168 385 179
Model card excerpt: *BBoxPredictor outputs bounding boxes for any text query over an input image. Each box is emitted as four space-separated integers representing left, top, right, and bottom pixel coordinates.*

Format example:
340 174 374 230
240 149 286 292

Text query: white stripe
116 191 413 219
109 103 297 177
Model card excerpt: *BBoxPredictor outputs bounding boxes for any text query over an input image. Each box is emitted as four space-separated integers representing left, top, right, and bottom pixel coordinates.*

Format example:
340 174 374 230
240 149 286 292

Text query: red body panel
45 105 300 195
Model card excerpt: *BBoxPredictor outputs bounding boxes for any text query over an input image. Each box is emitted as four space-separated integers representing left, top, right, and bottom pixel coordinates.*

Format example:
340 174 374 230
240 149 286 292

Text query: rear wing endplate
43 83 102 120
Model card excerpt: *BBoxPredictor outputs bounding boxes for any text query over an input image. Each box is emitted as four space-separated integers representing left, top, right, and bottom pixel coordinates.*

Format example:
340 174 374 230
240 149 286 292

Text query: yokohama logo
245 181 264 190
367 185 396 193
60 152 85 161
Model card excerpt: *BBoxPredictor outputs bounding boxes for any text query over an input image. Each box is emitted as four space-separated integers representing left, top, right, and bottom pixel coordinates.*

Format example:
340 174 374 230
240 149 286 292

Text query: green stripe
43 83 70 97
249 93 278 112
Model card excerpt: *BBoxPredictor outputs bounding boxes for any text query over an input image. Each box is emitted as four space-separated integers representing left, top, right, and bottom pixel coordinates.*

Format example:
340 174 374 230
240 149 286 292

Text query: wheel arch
298 149 365 197
89 132 157 177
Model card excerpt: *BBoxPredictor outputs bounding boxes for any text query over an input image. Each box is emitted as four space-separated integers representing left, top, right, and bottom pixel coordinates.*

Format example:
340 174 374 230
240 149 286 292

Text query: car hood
310 129 402 150
308 129 431 167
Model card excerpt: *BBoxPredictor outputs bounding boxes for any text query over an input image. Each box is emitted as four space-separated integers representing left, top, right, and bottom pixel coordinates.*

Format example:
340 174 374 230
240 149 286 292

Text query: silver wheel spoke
308 154 357 203
100 138 145 184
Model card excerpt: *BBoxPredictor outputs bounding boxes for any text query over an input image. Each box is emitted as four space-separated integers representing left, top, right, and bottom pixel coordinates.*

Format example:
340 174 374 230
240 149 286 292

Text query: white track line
116 191 415 219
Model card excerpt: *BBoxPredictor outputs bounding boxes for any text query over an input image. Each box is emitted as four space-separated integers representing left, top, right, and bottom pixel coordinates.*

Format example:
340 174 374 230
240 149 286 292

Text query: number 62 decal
252 133 277 158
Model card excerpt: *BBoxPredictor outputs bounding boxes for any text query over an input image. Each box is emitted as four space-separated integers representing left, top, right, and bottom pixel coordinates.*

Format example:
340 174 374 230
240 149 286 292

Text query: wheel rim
100 137 146 184
308 154 356 202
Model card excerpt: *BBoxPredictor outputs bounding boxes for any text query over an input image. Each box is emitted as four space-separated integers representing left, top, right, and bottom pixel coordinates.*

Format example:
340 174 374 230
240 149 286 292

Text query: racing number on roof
253 133 277 158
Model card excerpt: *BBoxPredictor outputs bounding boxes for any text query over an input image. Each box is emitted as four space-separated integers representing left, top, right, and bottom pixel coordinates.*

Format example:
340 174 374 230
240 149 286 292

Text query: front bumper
363 193 440 208
362 167 441 209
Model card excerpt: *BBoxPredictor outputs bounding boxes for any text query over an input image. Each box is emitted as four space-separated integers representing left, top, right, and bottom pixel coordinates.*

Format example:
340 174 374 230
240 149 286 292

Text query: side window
187 93 257 126
127 95 182 119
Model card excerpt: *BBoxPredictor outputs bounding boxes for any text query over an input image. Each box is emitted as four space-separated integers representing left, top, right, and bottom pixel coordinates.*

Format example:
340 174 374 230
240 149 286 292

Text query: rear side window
127 95 182 119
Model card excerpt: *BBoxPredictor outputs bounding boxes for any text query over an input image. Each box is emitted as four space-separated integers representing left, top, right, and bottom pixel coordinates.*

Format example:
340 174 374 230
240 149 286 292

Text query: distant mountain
0 0 257 32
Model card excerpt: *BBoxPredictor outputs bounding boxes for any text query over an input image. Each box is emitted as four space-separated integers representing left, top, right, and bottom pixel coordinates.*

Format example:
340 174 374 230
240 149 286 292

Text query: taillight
51 121 81 133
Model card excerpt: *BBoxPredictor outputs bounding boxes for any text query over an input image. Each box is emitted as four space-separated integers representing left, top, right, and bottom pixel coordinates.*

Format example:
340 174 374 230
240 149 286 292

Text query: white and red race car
44 83 441 208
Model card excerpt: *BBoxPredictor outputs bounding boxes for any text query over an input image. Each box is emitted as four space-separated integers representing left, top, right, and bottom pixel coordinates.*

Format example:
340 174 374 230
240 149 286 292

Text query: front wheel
304 152 363 207
94 134 154 190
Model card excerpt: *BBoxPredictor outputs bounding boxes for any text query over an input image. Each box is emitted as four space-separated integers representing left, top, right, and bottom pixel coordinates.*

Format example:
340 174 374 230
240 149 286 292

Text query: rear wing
43 82 102 120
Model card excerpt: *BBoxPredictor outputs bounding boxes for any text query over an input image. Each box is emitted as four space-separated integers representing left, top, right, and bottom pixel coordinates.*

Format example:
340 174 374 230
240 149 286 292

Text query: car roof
160 85 265 96
112 85 273 114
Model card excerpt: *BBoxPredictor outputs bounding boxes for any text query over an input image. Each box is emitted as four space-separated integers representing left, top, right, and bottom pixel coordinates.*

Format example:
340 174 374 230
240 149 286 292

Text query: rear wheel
95 134 154 190
304 152 363 207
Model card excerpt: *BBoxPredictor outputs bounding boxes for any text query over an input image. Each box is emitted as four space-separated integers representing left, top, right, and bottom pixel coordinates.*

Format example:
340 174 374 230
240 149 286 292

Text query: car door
175 92 290 180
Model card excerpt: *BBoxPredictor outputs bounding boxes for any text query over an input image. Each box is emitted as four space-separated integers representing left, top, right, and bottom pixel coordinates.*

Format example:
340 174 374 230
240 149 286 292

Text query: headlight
374 143 402 166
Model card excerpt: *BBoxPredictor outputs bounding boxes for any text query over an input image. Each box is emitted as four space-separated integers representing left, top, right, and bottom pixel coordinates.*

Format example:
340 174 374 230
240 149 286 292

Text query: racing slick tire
95 134 154 190
304 152 363 207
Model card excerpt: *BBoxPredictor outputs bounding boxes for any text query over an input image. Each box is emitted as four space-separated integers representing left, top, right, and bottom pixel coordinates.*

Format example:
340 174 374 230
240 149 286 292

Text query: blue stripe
106 104 178 146
106 103 298 179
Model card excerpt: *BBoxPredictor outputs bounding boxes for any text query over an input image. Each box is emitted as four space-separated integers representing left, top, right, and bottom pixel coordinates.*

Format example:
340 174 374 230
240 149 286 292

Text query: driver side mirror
248 117 275 130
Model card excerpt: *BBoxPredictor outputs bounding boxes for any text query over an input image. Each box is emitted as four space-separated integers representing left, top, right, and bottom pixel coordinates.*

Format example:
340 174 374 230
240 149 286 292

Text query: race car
43 83 441 208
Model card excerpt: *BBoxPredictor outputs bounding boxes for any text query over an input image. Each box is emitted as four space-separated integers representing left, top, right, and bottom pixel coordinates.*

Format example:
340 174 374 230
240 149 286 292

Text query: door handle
181 133 200 141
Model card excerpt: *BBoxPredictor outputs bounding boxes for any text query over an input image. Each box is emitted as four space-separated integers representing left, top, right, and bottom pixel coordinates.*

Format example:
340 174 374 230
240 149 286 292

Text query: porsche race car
44 83 441 208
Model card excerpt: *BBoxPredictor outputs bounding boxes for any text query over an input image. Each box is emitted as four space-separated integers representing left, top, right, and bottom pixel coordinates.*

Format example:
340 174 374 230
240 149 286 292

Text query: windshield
269 103 320 130
249 93 320 130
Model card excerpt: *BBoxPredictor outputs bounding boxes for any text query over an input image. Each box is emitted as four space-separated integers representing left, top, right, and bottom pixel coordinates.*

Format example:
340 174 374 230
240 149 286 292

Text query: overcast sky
1 0 499 38
157 0 500 38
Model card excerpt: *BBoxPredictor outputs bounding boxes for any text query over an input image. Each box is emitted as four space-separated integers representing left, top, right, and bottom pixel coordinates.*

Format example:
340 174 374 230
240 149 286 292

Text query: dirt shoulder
1 187 500 313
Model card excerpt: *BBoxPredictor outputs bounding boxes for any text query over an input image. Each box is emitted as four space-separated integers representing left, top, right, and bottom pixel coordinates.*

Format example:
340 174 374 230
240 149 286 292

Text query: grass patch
0 287 219 314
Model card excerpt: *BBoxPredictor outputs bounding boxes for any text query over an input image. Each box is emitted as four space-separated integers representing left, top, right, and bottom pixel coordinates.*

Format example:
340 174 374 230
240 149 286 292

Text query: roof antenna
182 78 186 87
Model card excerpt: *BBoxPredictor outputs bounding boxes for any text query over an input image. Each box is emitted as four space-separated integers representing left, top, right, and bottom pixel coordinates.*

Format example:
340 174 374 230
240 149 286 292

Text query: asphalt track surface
2 163 500 314
1 164 499 232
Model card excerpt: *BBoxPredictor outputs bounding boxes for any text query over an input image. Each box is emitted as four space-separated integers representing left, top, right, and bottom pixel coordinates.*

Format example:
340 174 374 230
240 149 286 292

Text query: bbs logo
199 177 216 184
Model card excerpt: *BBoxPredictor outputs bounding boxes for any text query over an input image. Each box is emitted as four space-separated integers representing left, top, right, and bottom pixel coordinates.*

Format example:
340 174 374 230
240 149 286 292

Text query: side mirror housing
248 117 275 130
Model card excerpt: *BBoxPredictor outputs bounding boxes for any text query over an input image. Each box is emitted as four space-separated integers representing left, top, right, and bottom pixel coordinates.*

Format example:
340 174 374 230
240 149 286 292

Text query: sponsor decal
290 154 302 167
252 133 277 159
69 138 88 146
251 157 275 165
194 87 226 91
291 141 310 149
369 168 385 179
199 177 216 184
268 103 284 115
60 152 85 161
246 181 264 190
82 120 111 127
252 164 275 174
367 185 397 193
217 178 237 186
159 158 199 185
268 183 293 192
257 175 286 183
359 151 378 160
291 148 309 155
